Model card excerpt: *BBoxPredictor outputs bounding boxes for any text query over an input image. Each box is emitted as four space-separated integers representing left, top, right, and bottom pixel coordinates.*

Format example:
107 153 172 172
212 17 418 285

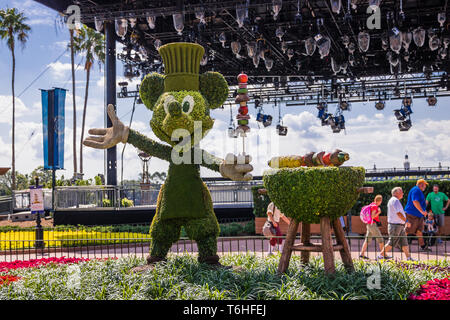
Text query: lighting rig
394 97 414 131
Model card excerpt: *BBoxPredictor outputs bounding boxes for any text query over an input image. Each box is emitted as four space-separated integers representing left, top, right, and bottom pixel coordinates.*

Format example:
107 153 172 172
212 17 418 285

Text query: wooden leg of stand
332 218 354 273
301 222 311 265
320 217 335 275
277 219 299 274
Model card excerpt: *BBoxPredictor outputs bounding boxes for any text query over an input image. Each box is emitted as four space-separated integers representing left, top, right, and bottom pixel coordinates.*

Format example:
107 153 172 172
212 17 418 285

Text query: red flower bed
0 257 90 272
0 275 21 286
408 278 450 300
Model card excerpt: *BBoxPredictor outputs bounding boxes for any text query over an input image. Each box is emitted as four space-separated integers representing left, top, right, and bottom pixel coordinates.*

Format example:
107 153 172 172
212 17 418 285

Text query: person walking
359 195 386 260
426 184 449 244
404 179 431 252
380 187 414 261
266 202 291 255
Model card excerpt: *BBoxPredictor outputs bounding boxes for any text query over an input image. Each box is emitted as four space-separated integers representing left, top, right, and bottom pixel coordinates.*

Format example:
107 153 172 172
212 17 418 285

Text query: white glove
219 153 253 181
83 104 129 149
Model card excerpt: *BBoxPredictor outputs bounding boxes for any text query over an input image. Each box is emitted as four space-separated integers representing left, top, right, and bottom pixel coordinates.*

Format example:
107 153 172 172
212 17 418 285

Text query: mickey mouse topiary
83 42 253 268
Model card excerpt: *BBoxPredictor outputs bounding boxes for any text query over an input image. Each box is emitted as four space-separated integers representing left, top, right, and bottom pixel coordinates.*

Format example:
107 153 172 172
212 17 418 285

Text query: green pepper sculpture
83 42 253 267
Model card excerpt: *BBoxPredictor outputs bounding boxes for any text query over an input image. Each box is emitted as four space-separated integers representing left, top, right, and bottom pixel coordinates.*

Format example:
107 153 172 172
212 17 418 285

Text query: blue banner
41 88 67 170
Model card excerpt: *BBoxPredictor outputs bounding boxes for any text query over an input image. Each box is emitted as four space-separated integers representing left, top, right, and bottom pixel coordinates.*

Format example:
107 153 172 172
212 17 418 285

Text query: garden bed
0 254 448 300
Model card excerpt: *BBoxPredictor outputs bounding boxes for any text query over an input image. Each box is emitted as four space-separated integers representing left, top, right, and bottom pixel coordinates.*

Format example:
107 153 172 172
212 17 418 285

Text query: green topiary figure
83 42 253 267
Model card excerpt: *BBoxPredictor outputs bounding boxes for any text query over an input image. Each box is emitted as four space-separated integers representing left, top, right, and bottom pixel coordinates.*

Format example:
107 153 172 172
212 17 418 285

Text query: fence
0 224 447 262
53 184 254 210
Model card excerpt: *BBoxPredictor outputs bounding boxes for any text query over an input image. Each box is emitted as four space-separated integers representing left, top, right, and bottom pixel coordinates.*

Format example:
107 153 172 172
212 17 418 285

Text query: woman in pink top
359 195 387 260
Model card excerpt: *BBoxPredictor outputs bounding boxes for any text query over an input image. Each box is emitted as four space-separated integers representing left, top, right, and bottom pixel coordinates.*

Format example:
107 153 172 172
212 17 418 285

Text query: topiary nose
168 101 181 116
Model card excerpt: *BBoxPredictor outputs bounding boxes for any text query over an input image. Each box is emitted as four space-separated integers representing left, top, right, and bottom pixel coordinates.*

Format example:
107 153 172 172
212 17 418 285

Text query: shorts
386 224 408 249
434 214 445 228
364 223 384 244
405 214 424 234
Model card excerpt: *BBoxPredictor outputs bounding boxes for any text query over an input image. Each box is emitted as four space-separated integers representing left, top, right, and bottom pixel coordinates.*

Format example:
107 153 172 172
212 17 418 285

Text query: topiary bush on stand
263 166 366 275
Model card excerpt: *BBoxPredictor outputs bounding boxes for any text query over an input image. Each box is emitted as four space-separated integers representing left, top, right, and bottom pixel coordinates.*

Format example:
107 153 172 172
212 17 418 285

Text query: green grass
1 254 448 300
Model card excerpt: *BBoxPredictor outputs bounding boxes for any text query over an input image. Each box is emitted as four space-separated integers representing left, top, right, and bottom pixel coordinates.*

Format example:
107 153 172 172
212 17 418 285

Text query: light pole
138 152 152 205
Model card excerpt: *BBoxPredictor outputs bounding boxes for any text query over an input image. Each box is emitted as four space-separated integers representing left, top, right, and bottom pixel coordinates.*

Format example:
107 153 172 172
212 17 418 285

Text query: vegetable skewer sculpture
268 149 350 168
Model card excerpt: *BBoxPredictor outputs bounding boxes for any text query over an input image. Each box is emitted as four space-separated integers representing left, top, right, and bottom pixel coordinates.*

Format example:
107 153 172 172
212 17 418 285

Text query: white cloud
47 61 72 79
0 95 30 123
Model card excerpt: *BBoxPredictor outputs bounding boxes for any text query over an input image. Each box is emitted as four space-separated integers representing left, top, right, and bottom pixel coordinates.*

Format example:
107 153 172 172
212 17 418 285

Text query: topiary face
139 71 229 147
150 91 214 146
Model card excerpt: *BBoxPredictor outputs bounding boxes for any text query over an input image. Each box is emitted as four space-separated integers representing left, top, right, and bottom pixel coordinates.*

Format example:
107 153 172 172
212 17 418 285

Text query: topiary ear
199 71 229 109
139 72 165 111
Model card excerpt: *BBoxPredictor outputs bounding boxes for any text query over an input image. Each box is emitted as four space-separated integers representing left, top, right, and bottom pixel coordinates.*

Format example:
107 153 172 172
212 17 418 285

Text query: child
424 212 437 247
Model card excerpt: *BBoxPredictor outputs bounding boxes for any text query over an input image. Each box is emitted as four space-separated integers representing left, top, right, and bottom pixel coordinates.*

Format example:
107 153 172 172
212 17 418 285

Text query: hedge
252 179 450 218
262 167 365 224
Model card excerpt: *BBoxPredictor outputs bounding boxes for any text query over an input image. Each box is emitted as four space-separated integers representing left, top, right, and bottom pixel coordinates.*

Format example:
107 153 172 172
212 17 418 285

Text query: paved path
1 237 447 262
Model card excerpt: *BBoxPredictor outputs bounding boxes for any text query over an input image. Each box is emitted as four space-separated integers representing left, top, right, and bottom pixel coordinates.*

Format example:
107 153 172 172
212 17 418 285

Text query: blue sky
0 0 449 183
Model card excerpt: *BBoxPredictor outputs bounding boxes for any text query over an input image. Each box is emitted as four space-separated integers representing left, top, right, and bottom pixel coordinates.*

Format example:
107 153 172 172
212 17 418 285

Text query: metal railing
0 224 447 262
54 185 254 210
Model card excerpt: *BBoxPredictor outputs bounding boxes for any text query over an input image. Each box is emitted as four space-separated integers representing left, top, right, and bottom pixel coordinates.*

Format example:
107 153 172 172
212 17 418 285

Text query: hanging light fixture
219 32 226 48
265 57 274 71
253 54 260 67
413 27 426 47
316 35 331 59
429 34 441 51
381 34 389 50
358 31 370 52
341 35 350 48
438 12 446 27
94 16 103 32
281 41 287 53
154 38 162 50
200 52 208 66
287 48 294 60
236 3 248 28
375 101 385 110
305 37 316 56
247 42 257 58
331 57 340 74
402 31 412 51
389 27 402 54
296 60 301 71
348 42 356 54
146 15 156 29
128 16 137 28
195 6 206 25
231 41 241 57
275 26 284 41
272 0 283 20
330 0 342 14
115 18 128 39
172 12 184 35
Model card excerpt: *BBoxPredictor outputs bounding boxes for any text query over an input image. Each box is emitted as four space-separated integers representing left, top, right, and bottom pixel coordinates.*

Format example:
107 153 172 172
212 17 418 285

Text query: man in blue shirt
405 179 431 251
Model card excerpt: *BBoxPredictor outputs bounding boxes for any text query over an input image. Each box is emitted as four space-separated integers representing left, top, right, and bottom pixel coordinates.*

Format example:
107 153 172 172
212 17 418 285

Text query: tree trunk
70 29 77 175
11 47 16 191
79 66 90 174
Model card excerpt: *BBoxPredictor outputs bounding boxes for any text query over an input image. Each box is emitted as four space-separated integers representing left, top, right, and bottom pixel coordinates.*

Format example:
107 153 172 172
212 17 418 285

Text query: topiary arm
198 148 222 172
127 129 172 162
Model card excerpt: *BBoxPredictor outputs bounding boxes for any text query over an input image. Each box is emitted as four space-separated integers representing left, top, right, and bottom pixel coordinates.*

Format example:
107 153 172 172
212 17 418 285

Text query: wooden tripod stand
277 217 354 275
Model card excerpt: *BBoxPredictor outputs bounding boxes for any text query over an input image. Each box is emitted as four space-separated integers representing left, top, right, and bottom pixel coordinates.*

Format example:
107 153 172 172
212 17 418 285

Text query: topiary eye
181 95 194 114
163 95 176 114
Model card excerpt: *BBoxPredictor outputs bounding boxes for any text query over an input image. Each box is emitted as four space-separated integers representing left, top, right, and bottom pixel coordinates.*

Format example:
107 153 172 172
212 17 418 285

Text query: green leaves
263 167 365 224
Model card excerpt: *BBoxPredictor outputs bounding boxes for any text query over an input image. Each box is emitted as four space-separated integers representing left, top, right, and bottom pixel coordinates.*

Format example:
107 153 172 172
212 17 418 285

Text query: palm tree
0 8 31 191
73 25 105 174
69 27 77 176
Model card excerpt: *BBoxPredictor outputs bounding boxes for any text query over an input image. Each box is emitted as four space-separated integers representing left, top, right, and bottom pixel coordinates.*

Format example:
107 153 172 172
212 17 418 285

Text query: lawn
0 254 448 300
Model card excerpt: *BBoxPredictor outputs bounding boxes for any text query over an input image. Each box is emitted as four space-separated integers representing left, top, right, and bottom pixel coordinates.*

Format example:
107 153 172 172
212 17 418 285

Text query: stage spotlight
398 119 412 131
340 101 350 111
427 96 437 106
375 101 385 110
394 109 406 121
262 115 273 127
276 124 288 136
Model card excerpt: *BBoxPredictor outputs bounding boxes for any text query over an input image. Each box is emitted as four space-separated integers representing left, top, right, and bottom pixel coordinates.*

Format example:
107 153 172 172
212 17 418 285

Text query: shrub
263 166 365 224
121 198 134 208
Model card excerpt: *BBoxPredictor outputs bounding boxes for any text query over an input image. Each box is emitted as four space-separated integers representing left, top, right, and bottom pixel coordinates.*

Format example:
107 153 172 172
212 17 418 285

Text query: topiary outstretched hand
83 104 129 149
219 153 253 181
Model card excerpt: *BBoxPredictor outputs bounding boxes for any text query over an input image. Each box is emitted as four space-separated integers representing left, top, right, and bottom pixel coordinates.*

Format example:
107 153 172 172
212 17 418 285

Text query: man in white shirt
381 187 414 261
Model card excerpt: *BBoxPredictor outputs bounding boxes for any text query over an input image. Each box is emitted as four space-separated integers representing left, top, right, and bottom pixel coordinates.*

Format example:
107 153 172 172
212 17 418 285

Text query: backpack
360 205 373 224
